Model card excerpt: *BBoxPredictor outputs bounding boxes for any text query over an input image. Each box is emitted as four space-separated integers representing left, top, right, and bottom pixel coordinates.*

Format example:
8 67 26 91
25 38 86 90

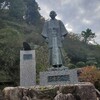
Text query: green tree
64 34 87 64
24 0 42 25
81 28 96 43
0 0 26 21
0 28 23 85
0 0 9 20
9 0 26 21
0 0 9 8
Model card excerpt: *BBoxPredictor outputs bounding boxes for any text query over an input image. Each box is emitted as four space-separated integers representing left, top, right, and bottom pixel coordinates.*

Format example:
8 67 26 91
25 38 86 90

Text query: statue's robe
41 19 68 66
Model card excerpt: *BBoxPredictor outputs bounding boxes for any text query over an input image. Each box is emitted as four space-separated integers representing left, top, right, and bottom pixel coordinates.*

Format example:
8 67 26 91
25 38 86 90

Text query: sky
36 0 100 44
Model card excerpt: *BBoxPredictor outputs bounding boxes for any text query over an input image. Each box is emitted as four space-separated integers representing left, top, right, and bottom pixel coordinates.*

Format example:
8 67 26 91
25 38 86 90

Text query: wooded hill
0 0 100 87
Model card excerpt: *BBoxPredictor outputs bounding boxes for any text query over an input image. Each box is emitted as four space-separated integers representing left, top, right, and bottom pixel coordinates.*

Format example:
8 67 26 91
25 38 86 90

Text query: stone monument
20 42 36 86
40 11 78 85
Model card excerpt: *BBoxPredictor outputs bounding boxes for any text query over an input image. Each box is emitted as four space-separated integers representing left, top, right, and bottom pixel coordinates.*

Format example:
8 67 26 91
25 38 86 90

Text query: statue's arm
59 20 68 37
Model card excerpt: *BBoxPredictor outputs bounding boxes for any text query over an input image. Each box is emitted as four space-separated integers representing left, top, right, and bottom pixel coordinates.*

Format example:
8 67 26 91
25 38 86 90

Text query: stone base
40 67 78 85
20 50 36 87
2 83 97 100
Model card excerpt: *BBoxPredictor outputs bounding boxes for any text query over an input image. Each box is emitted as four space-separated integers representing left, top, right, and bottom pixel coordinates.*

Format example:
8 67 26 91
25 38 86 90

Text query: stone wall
2 83 97 100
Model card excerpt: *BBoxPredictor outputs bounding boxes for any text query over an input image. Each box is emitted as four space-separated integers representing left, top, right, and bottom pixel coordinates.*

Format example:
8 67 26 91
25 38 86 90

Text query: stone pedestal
40 67 78 85
20 50 36 86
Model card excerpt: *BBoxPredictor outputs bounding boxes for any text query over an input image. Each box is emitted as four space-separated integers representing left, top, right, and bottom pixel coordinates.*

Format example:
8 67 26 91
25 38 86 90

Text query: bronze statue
41 11 68 68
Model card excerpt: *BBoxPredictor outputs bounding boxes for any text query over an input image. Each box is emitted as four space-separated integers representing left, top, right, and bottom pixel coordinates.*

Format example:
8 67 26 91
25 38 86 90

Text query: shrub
86 61 97 66
68 64 76 69
76 61 85 68
79 66 100 90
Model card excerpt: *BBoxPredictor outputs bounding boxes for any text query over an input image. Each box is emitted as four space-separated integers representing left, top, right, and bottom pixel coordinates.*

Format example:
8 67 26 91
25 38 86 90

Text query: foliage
86 61 97 66
36 44 49 73
64 34 87 64
81 28 96 43
60 49 71 67
24 0 41 24
79 66 100 90
35 44 49 84
0 0 26 22
68 64 76 69
9 0 26 21
0 18 6 29
76 61 86 68
64 33 100 67
0 0 44 27
0 28 23 85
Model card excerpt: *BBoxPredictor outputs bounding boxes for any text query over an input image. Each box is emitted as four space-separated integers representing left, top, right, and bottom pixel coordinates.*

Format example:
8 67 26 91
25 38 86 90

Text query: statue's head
49 11 57 19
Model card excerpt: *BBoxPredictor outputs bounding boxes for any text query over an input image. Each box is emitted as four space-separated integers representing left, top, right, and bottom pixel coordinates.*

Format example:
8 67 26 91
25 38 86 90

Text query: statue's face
49 11 57 19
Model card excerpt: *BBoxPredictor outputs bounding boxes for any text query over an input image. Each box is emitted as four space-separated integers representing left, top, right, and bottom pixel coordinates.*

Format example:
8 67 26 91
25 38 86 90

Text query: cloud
82 18 92 25
36 0 100 44
60 0 71 5
65 23 73 32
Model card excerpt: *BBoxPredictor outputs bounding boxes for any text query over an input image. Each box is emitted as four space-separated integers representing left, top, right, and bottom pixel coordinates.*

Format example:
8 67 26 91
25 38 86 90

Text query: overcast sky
36 0 100 44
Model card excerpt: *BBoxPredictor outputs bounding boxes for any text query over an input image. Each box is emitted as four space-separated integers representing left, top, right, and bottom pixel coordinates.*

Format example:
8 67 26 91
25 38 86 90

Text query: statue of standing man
41 11 68 68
